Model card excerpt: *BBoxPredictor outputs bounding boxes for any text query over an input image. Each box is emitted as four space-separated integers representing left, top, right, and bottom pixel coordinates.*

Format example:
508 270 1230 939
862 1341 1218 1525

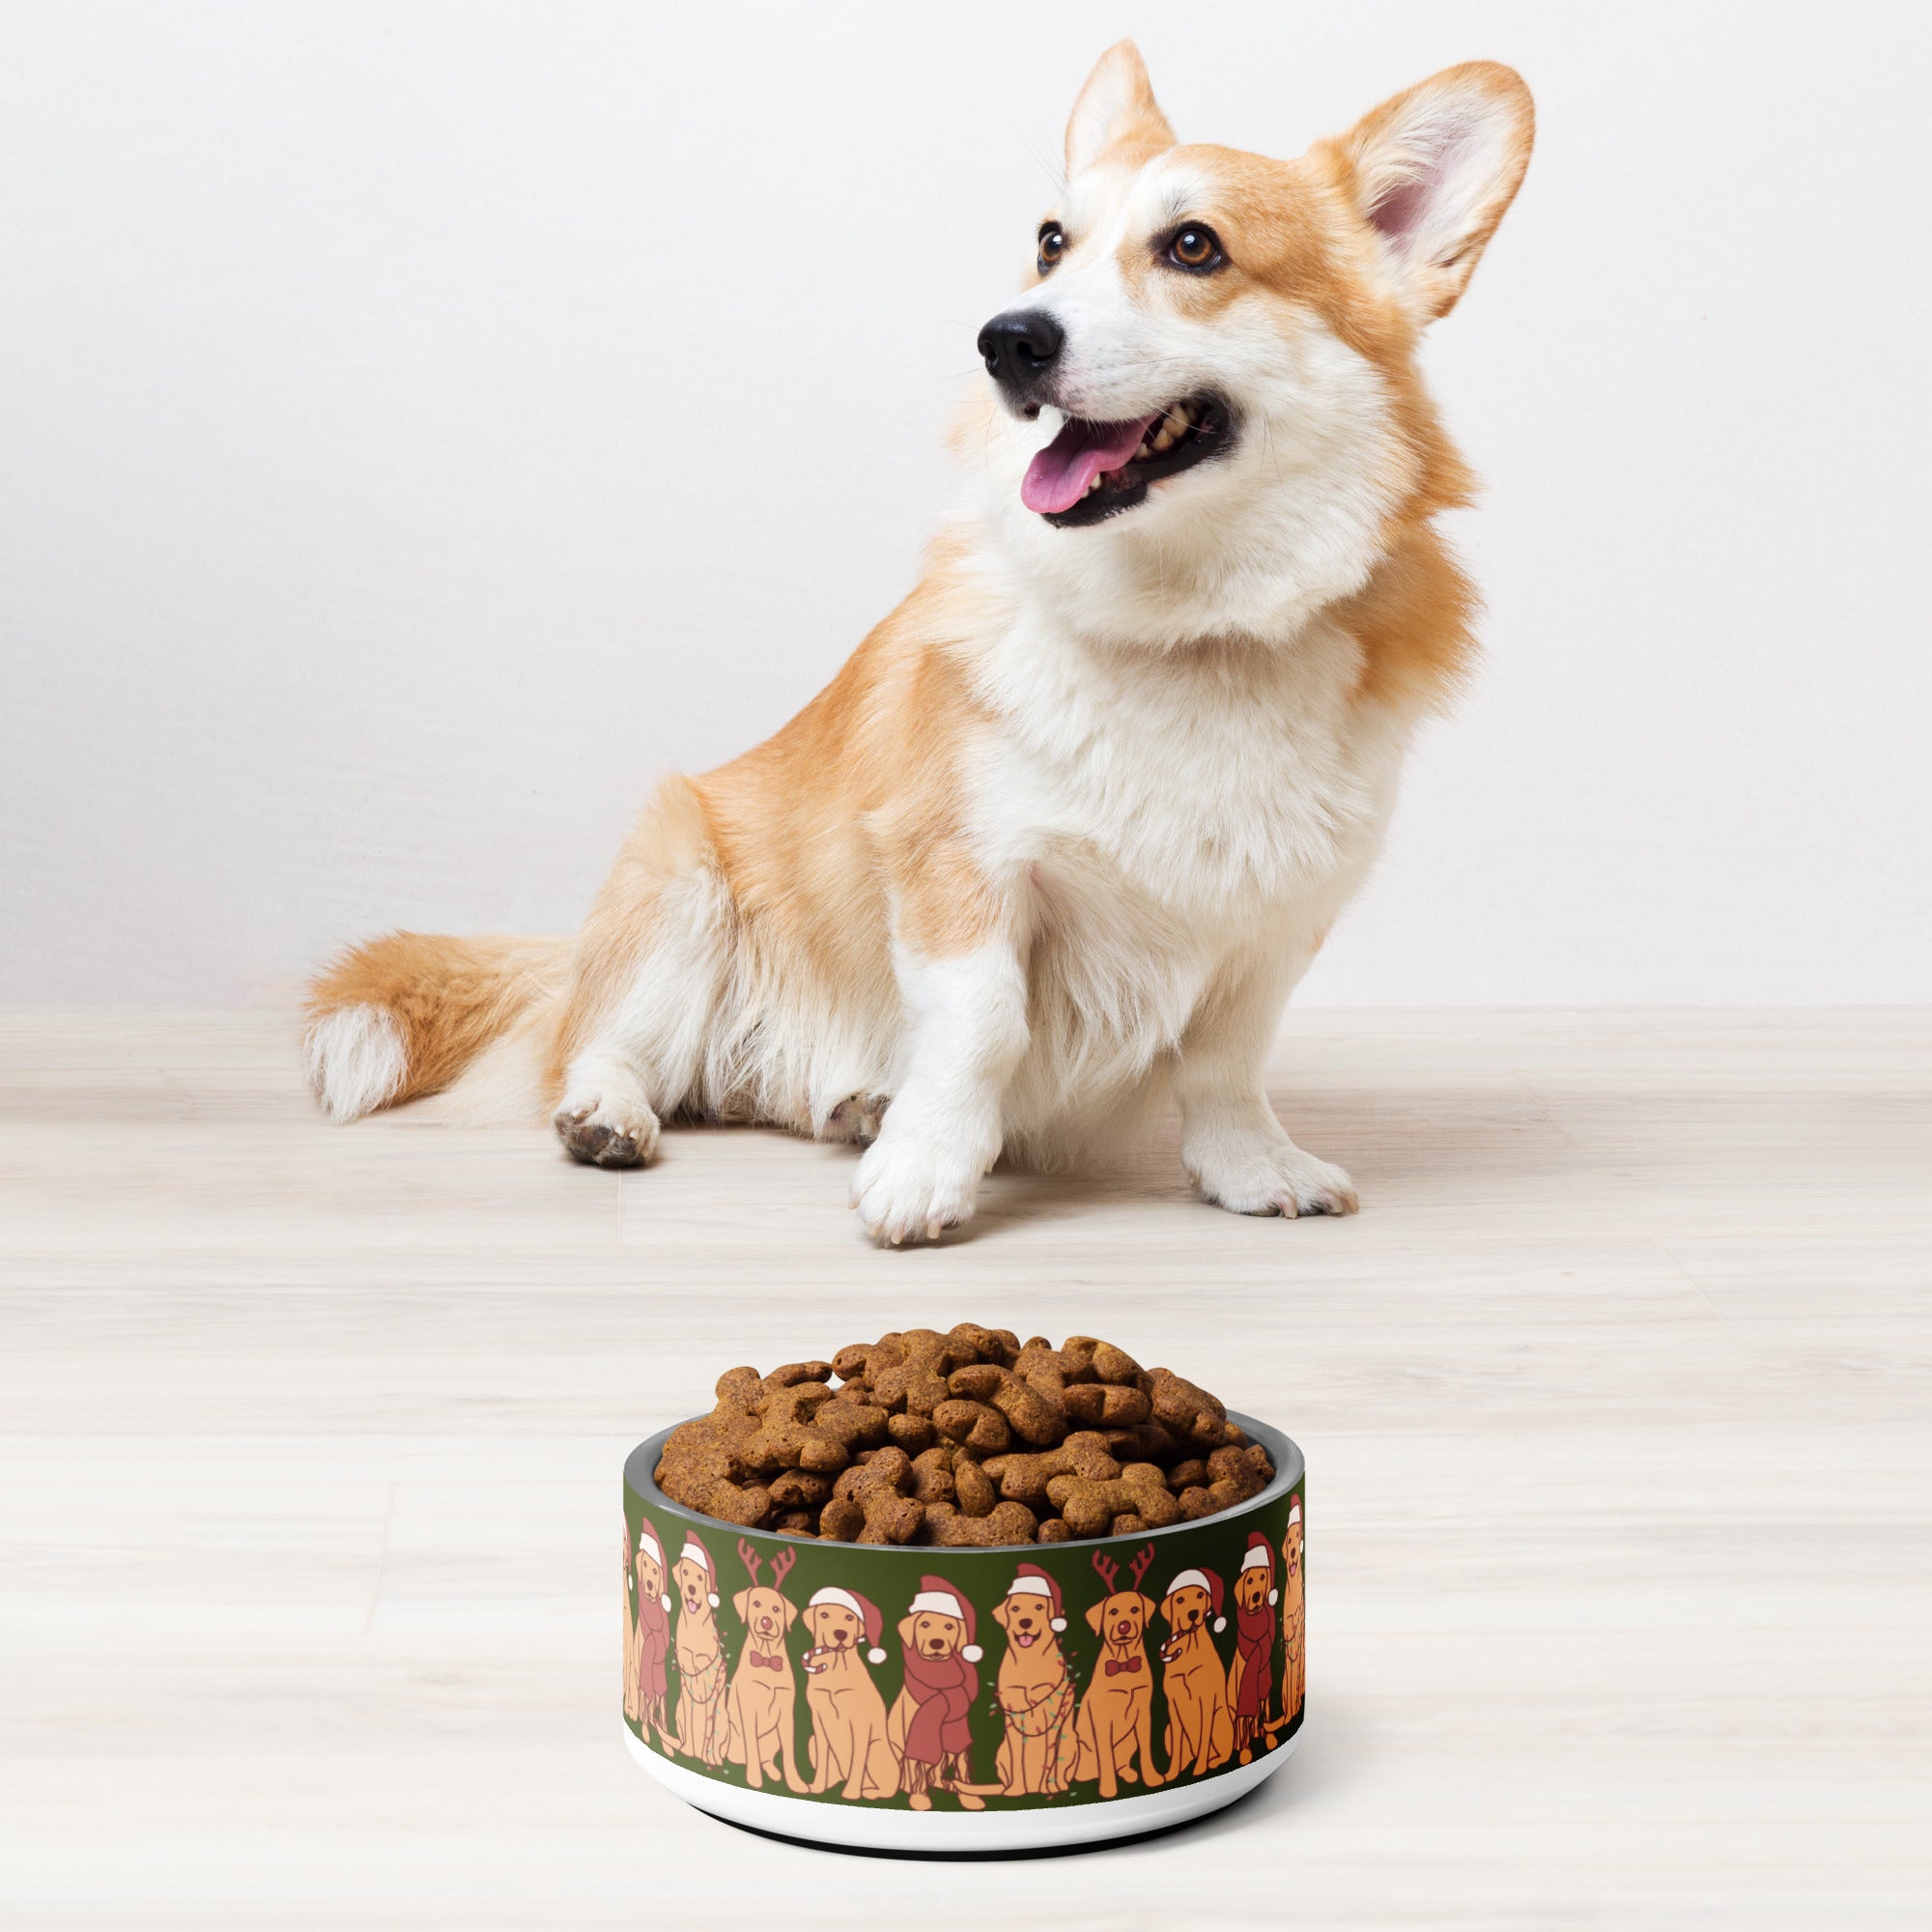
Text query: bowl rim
624 1406 1302 1547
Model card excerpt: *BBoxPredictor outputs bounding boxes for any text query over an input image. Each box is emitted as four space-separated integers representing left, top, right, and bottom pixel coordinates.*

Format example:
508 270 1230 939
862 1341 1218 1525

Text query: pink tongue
1022 413 1158 515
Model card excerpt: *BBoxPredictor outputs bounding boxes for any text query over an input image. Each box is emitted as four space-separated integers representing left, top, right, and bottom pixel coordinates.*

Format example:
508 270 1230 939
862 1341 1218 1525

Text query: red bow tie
1104 1656 1143 1676
749 1650 784 1671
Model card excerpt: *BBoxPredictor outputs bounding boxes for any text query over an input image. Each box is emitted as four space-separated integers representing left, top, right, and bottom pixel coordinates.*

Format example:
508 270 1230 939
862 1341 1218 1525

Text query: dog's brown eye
1037 223 1066 273
1167 224 1223 272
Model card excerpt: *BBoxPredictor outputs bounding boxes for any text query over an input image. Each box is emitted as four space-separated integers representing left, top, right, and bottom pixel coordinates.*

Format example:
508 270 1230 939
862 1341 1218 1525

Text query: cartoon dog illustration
1278 1496 1306 1728
991 1563 1079 1797
623 1520 639 1725
632 1520 675 1751
885 1575 1001 1810
669 1531 729 1766
1228 1530 1280 1763
722 1541 807 1792
1158 1563 1234 1779
1071 1544 1165 1800
800 1584 899 1801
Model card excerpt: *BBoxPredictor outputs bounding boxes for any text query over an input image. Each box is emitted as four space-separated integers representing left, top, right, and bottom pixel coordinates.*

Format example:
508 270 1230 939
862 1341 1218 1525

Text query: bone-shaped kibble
980 1431 1122 1504
1177 1442 1272 1520
1101 1419 1185 1464
947 1363 1064 1445
909 1446 955 1505
1146 1368 1231 1448
745 1381 850 1476
820 1447 923 1545
1046 1462 1182 1538
930 1398 1011 1455
951 1454 997 1519
1060 1381 1151 1427
1062 1335 1145 1384
867 1328 972 1416
923 1499 1038 1547
886 1411 936 1455
769 1467 832 1509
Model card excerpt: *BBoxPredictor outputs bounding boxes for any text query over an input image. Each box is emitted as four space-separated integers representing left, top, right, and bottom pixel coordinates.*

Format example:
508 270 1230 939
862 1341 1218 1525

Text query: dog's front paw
1184 1132 1358 1219
553 1084 661 1169
850 1130 982 1245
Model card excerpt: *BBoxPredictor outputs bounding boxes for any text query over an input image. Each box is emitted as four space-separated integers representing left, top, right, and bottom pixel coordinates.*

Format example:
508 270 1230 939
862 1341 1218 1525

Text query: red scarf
635 1592 669 1699
899 1643 979 1766
1234 1599 1273 1720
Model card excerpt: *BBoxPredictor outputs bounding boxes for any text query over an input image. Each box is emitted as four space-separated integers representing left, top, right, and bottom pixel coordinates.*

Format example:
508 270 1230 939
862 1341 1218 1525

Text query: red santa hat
636 1522 672 1612
807 1584 888 1664
1240 1529 1279 1606
1165 1564 1227 1634
908 1575 982 1662
678 1531 721 1609
1287 1496 1303 1534
1005 1562 1066 1633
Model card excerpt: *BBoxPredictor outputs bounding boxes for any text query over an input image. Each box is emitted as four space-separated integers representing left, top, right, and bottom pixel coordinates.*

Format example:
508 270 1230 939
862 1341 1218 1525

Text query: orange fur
306 932 563 1105
302 45 1531 1243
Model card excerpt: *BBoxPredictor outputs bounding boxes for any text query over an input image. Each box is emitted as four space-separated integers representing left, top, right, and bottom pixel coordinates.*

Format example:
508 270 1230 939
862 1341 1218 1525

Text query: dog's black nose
977 308 1064 392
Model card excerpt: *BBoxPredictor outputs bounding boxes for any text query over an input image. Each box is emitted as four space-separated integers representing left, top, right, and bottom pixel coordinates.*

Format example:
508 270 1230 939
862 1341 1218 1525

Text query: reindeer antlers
734 1540 796 1591
1092 1542 1157 1595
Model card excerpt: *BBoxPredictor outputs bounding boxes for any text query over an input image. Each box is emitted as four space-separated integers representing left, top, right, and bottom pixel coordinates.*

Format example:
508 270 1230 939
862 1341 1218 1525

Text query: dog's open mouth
1023 395 1231 526
1013 1630 1037 1648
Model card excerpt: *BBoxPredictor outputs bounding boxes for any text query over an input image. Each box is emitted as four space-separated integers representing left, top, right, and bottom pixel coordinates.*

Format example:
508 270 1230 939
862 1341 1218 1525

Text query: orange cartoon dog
724 1541 807 1792
800 1583 899 1801
669 1531 729 1766
1157 1562 1234 1779
1228 1530 1280 1763
1279 1495 1306 1728
631 1520 674 1751
1071 1544 1165 1800
886 1576 997 1811
991 1564 1079 1797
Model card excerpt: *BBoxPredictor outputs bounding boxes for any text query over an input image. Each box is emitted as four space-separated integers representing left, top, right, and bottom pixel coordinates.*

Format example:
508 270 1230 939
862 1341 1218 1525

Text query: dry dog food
654 1325 1273 1545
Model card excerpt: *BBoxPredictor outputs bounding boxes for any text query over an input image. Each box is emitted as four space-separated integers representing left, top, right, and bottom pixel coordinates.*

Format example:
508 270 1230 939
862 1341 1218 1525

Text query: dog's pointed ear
991 1598 1013 1631
781 1598 799 1633
1157 1591 1178 1627
1085 1599 1106 1634
732 1587 752 1623
1337 61 1534 322
895 1615 916 1650
1065 41 1177 178
1136 1592 1157 1624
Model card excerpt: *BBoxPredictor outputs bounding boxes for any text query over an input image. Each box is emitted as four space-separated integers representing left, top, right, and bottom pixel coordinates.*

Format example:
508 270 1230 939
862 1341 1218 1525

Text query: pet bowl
621 1413 1305 1853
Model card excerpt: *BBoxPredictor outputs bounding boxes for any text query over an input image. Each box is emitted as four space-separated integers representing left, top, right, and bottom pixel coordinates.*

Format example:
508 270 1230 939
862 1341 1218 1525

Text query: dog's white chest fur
963 606 1407 1139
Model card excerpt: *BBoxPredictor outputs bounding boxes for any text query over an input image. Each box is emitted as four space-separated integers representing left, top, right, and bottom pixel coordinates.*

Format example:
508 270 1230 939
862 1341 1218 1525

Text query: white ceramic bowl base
626 1722 1298 1854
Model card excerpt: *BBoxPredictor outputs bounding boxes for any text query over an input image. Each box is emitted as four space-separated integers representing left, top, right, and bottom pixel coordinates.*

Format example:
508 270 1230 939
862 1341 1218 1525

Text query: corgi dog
304 43 1533 1244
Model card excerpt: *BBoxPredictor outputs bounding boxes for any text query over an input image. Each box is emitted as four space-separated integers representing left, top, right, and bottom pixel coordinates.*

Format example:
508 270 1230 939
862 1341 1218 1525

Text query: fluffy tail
302 932 568 1122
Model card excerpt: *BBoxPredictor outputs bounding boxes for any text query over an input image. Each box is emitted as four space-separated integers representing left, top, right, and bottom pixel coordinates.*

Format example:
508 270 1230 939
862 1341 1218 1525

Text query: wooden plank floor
2 1009 1926 1928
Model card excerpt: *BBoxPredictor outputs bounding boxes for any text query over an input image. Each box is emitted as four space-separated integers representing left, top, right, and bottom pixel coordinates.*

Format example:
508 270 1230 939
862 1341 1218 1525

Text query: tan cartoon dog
632 1521 674 1751
669 1531 729 1766
1158 1562 1234 1779
724 1541 807 1792
800 1583 899 1801
1071 1544 1165 1800
885 1576 1001 1811
991 1563 1079 1797
1228 1529 1280 1764
1278 1496 1306 1728
623 1520 638 1725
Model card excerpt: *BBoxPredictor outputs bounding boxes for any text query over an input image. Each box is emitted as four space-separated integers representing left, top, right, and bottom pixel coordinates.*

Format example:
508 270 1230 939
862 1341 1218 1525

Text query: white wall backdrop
3 2 1926 1006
